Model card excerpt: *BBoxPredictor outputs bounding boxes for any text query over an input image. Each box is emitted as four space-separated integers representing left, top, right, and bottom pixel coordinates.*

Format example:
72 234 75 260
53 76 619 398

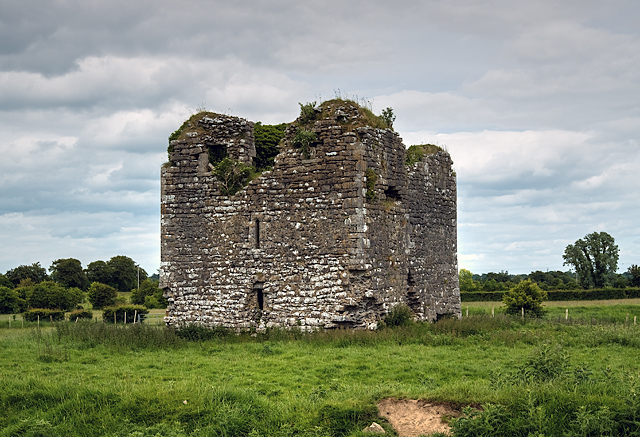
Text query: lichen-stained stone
161 101 461 330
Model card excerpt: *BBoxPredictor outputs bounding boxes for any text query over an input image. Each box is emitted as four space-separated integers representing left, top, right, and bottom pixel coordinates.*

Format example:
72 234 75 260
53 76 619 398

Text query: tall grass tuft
55 321 184 350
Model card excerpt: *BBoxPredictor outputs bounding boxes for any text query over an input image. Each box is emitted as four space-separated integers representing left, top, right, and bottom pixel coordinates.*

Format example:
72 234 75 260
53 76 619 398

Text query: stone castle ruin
160 100 461 329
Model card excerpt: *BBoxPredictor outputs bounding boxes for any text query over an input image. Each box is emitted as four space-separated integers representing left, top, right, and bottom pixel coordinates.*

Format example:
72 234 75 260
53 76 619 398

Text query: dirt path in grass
377 399 462 436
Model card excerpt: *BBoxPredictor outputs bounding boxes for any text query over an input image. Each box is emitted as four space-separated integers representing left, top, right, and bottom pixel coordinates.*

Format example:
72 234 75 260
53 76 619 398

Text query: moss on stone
405 144 444 166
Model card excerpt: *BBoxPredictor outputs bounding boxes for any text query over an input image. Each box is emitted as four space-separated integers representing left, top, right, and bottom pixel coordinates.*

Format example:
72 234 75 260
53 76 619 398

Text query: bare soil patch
377 399 462 437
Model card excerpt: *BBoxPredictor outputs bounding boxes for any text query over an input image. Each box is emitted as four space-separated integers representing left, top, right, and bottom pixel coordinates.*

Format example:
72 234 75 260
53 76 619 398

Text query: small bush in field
102 305 148 324
68 309 93 321
23 308 65 322
503 279 547 317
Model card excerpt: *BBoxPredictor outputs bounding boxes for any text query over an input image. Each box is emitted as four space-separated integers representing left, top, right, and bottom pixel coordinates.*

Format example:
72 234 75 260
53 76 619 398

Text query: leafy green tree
0 273 14 289
87 282 118 310
106 256 145 292
502 279 547 317
563 232 619 289
253 122 286 170
131 278 167 309
50 258 89 290
0 287 24 314
628 265 640 287
85 260 112 285
24 281 84 311
458 269 477 291
611 273 630 288
487 271 511 283
482 279 506 292
5 263 48 287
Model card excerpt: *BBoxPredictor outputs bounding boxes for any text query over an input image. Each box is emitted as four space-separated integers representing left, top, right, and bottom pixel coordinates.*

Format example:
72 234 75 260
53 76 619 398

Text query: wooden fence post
134 310 137 324
37 315 40 327
466 307 469 317
521 307 524 318
492 307 494 317
566 309 568 320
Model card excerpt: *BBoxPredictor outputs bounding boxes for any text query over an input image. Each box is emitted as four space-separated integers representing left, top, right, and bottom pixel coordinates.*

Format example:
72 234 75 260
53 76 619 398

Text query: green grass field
1 302 639 437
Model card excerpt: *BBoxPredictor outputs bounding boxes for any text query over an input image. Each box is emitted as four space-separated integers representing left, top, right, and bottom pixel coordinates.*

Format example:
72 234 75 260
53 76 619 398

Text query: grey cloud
1 0 639 275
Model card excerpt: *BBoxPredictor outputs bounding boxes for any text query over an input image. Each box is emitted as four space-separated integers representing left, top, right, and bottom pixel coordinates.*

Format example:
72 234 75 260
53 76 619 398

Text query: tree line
0 256 166 315
461 232 640 292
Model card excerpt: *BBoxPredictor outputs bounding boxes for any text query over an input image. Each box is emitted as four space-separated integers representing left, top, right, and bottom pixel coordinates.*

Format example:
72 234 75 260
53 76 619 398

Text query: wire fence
0 312 167 328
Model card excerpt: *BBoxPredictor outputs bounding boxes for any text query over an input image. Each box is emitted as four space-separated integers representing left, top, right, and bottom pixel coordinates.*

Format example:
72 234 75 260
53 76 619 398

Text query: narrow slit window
253 282 264 311
257 289 264 310
255 219 261 249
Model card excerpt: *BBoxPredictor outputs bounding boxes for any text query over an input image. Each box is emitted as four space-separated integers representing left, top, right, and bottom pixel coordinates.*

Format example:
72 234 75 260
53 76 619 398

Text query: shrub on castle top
380 107 396 129
405 144 444 166
254 122 286 171
297 101 317 125
292 128 316 159
213 157 253 196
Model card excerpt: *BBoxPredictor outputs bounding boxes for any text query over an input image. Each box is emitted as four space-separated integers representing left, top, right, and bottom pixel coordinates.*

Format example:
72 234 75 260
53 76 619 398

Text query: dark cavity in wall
253 282 264 311
385 187 402 201
255 219 261 249
209 143 228 165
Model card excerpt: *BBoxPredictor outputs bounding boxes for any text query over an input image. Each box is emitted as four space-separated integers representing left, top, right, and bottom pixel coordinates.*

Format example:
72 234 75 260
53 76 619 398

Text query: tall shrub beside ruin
502 279 547 317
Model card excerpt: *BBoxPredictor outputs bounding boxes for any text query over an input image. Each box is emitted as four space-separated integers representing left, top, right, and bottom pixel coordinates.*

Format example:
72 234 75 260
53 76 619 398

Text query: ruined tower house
160 100 461 329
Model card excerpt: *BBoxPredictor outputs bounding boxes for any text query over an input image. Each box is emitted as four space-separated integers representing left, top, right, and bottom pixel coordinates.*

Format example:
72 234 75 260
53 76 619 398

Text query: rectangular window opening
257 289 264 310
255 219 261 249
253 282 265 311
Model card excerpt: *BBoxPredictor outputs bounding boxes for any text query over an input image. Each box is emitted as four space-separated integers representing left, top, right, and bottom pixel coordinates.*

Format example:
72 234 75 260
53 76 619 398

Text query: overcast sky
1 0 639 276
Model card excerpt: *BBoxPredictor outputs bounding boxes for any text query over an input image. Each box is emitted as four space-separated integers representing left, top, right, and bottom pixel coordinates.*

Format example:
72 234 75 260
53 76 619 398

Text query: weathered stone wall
160 101 460 329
